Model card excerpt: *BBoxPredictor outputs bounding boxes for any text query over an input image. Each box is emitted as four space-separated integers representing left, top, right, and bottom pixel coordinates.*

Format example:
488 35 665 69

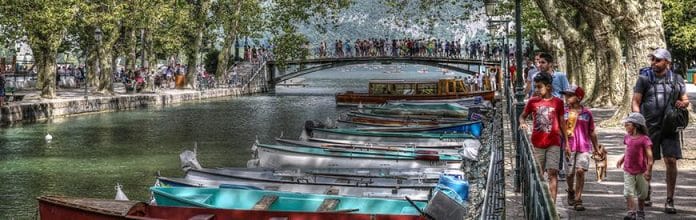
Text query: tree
211 0 263 78
75 0 128 94
0 0 78 98
663 0 696 76
183 0 212 89
567 0 667 124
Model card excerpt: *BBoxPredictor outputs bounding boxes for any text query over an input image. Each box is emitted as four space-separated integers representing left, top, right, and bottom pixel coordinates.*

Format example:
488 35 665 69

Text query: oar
405 196 435 220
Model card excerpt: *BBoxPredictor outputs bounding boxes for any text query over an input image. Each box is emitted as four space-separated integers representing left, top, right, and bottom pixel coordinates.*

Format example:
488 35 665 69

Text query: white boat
248 143 462 169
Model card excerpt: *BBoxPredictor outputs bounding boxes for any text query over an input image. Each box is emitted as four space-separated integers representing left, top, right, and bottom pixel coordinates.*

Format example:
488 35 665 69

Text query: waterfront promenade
0 83 265 125
504 84 696 219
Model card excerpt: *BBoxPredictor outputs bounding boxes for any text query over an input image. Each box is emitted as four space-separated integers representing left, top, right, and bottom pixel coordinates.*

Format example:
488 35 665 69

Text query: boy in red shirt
519 72 568 203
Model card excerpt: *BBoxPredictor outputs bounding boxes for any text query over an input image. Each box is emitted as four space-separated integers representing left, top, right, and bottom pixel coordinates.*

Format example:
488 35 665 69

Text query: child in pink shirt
561 85 599 211
617 113 653 220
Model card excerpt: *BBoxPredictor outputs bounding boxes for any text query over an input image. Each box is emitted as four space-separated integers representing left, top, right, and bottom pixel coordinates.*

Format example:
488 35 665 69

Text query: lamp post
235 37 240 61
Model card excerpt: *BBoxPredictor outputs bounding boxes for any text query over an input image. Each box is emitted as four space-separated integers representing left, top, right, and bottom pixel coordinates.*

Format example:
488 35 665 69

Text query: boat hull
307 137 477 149
310 128 476 143
37 196 424 220
276 138 463 155
159 175 433 201
251 144 461 169
151 187 427 215
336 91 495 106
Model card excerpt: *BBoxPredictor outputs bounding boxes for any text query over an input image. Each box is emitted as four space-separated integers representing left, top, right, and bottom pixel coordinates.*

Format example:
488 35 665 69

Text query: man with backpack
631 48 689 214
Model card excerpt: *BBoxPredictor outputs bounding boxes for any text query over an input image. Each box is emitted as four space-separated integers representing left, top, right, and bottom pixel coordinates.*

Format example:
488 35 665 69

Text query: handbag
661 75 689 133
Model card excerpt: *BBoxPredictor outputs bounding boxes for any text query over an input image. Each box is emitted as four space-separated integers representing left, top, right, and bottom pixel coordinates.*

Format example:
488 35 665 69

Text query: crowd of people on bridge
310 38 516 60
519 49 687 219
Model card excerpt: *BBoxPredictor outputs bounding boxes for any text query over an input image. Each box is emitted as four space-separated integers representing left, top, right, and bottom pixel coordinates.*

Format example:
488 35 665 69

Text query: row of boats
39 96 493 220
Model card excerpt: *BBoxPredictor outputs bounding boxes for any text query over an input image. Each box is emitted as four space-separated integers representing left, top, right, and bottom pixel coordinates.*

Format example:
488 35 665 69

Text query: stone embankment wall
0 85 267 125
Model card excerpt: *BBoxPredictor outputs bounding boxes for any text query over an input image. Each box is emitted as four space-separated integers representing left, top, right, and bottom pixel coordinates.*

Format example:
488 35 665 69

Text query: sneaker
623 211 636 220
635 211 645 220
664 198 677 214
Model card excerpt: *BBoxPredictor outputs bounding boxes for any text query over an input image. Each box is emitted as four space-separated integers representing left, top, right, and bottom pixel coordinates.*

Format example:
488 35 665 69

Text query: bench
252 195 278 210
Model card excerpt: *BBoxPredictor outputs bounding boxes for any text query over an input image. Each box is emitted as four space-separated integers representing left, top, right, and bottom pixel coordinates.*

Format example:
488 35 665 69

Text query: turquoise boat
151 186 426 215
310 128 477 144
355 121 483 137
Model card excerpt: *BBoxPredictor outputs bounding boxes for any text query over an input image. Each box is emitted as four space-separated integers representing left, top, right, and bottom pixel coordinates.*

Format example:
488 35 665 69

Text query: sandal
574 200 585 211
566 189 575 206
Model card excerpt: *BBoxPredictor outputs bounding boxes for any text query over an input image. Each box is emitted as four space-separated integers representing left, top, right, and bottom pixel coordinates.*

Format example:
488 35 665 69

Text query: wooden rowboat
151 186 428 215
37 196 425 220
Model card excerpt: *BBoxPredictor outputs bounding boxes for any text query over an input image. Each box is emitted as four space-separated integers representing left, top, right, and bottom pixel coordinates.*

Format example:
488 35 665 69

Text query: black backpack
645 69 689 133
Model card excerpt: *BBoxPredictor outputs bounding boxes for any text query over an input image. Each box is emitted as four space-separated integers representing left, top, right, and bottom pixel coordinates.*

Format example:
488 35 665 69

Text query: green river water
0 64 474 218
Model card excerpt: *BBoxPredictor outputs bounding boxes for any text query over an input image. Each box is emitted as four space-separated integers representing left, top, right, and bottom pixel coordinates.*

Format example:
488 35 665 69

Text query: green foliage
270 32 310 68
0 0 78 51
663 0 696 53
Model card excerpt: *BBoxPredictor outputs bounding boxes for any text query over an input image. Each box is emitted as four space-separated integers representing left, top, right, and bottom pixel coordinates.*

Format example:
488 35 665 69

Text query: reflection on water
0 64 474 218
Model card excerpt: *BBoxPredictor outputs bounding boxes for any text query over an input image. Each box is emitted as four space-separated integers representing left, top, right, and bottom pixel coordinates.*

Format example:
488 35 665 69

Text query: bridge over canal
265 56 501 86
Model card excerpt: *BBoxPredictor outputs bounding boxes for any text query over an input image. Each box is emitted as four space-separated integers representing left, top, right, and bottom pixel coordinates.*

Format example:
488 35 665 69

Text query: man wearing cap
631 48 689 214
561 85 599 211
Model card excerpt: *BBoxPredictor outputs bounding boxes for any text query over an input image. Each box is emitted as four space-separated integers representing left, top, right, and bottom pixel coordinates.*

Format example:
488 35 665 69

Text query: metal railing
480 101 506 219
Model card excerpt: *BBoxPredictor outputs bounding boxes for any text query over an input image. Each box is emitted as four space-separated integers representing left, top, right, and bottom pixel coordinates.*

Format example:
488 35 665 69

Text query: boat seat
252 195 278 210
316 198 340 212
325 187 340 195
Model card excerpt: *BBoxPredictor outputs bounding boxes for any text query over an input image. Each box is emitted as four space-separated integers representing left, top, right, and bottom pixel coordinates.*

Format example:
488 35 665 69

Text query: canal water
0 64 475 218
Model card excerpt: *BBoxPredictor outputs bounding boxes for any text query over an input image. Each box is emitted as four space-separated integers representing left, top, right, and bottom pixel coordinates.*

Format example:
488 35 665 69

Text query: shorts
566 152 591 171
533 145 561 171
623 172 649 200
648 126 682 160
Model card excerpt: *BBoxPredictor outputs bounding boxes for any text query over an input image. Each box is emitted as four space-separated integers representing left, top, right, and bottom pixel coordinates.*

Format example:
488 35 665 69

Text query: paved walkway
504 83 696 219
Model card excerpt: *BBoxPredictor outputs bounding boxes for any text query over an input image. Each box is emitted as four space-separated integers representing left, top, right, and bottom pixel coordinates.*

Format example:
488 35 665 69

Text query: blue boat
151 186 427 215
355 121 483 137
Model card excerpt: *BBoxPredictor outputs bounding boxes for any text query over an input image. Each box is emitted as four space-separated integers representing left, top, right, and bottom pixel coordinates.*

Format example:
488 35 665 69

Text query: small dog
591 144 608 182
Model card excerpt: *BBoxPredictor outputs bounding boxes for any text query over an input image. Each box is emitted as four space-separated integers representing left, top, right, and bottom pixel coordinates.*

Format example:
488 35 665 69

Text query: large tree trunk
564 44 595 89
185 32 202 89
96 45 115 94
216 36 232 78
184 0 212 89
575 0 666 124
35 49 58 98
125 28 137 72
216 0 243 78
562 1 624 107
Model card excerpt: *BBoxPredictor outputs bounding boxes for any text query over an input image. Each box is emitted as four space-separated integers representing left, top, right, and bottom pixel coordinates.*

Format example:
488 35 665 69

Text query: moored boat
309 128 477 144
306 137 477 149
354 121 483 137
248 143 462 169
151 186 428 215
157 174 434 201
276 138 464 155
37 195 425 220
336 78 495 106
